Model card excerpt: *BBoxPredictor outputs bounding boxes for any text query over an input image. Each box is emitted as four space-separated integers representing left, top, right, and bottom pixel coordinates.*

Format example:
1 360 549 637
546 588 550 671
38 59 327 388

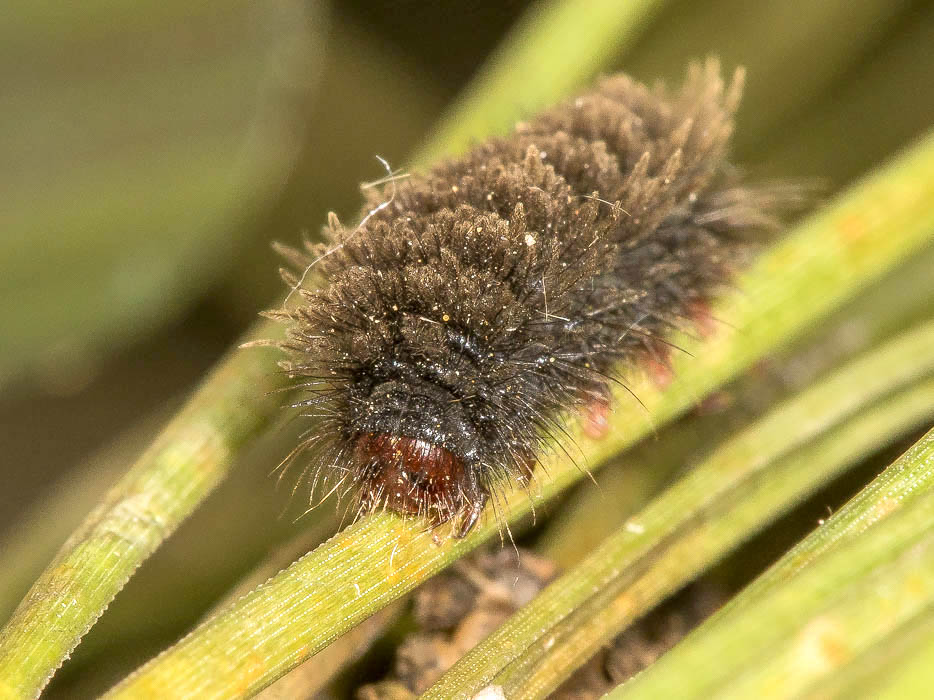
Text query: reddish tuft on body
581 396 611 440
687 300 719 340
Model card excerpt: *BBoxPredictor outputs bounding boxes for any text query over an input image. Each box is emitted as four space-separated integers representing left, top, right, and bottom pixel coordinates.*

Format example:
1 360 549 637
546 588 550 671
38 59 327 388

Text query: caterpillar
267 60 797 537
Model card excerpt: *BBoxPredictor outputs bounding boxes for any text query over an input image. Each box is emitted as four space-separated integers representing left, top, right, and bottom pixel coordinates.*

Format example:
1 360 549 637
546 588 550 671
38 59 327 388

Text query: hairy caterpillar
267 60 797 536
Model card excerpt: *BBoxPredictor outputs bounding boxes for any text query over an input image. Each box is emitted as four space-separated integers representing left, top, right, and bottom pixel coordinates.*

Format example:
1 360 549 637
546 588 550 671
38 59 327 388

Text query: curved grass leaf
611 426 934 699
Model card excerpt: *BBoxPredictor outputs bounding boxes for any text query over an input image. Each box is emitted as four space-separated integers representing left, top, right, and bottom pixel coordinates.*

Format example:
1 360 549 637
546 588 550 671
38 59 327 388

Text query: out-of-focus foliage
0 0 321 391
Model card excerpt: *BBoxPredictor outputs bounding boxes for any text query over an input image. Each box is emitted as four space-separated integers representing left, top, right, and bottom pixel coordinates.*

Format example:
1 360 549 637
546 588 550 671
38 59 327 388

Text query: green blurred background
1 0 932 695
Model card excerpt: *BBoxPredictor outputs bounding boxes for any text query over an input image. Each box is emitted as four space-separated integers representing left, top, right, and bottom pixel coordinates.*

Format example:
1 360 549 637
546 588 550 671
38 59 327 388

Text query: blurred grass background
0 0 932 696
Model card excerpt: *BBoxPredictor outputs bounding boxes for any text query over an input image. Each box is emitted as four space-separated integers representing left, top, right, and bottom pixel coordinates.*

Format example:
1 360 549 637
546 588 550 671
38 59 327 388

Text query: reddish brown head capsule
354 433 487 536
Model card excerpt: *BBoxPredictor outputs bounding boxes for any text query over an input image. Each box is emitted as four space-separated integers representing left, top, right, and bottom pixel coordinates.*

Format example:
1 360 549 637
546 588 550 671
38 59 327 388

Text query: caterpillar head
270 218 551 536
345 307 553 535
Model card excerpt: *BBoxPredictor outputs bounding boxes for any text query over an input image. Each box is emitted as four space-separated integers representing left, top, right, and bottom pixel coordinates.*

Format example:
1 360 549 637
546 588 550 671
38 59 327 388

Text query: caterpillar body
269 61 795 536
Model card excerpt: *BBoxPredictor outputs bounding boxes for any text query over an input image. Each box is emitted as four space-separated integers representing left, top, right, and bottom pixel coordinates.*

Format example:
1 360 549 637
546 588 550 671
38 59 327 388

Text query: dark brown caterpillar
267 60 796 536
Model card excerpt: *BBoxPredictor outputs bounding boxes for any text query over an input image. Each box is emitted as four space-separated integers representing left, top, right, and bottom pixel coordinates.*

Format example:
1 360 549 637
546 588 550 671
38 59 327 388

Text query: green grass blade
801 605 934 699
870 609 934 699
414 0 669 163
0 326 288 698
611 427 934 699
